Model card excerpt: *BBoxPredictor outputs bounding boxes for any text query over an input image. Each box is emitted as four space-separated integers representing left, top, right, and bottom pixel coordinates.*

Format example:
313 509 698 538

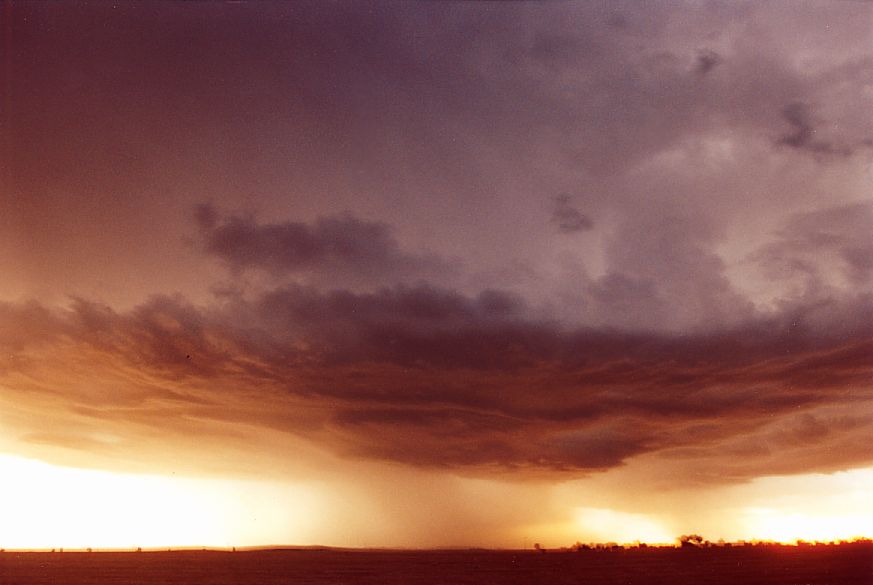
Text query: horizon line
3 537 872 554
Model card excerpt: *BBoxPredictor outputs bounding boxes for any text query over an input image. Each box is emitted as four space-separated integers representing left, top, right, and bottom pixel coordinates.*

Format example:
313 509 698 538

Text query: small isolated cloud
694 49 721 76
776 102 853 157
551 194 594 234
194 204 450 285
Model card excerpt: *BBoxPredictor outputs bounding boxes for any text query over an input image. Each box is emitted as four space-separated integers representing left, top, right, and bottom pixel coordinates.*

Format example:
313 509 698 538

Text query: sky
0 0 872 549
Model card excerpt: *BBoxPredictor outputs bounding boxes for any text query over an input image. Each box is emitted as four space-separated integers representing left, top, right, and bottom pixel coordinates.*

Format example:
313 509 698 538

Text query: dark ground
0 543 871 585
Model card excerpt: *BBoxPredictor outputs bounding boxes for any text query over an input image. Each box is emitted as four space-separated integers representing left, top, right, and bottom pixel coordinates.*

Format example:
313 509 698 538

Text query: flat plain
0 543 870 585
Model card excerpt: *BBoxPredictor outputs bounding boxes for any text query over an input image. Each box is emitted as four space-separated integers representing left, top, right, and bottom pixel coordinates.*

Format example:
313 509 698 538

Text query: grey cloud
252 284 544 370
666 407 873 485
551 194 594 233
10 1 871 319
542 424 655 471
196 204 451 284
776 102 853 157
1 285 870 479
752 200 873 298
695 49 721 76
586 210 756 331
5 1 873 484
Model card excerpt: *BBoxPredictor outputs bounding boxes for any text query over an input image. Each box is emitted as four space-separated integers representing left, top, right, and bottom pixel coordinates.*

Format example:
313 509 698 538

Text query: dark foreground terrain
1 543 871 585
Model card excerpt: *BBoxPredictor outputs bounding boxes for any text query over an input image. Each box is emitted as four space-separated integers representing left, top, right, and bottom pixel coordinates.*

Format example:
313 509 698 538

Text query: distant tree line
538 536 873 553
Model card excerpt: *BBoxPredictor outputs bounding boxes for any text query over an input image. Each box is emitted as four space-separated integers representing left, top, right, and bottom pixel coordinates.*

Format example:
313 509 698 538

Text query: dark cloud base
1 284 870 482
6 199 873 483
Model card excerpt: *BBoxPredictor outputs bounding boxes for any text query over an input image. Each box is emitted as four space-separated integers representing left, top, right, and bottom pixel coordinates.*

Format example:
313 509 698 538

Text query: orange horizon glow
4 539 873 553
0 454 324 551
1 453 871 551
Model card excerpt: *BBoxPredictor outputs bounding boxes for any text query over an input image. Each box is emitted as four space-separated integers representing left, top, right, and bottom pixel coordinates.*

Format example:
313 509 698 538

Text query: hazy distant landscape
1 543 871 585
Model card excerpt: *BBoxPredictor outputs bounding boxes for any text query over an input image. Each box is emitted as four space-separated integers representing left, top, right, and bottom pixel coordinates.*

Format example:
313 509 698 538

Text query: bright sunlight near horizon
0 454 323 550
573 508 673 545
735 468 873 544
2 454 872 550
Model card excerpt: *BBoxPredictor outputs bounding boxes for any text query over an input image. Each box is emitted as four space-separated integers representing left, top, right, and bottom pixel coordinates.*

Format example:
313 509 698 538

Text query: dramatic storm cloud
2 261 870 480
1 0 871 547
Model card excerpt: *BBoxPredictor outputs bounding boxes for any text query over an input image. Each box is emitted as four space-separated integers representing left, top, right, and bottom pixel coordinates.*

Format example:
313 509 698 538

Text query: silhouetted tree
679 534 705 548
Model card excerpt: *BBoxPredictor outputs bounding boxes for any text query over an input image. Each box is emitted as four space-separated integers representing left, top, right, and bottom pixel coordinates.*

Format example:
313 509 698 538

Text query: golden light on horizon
742 507 872 544
0 454 324 550
2 452 873 549
731 467 873 544
573 507 674 545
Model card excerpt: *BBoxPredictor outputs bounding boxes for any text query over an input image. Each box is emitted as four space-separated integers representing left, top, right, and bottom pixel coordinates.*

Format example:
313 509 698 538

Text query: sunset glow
0 454 323 550
742 509 872 545
573 508 673 545
1 0 871 552
735 468 873 544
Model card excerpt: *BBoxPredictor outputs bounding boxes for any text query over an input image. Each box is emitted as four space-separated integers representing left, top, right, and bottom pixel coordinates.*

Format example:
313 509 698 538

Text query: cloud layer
3 205 871 481
2 0 872 494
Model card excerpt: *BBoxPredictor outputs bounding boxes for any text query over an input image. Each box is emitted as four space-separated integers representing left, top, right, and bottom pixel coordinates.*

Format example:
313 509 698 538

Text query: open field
0 543 871 585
